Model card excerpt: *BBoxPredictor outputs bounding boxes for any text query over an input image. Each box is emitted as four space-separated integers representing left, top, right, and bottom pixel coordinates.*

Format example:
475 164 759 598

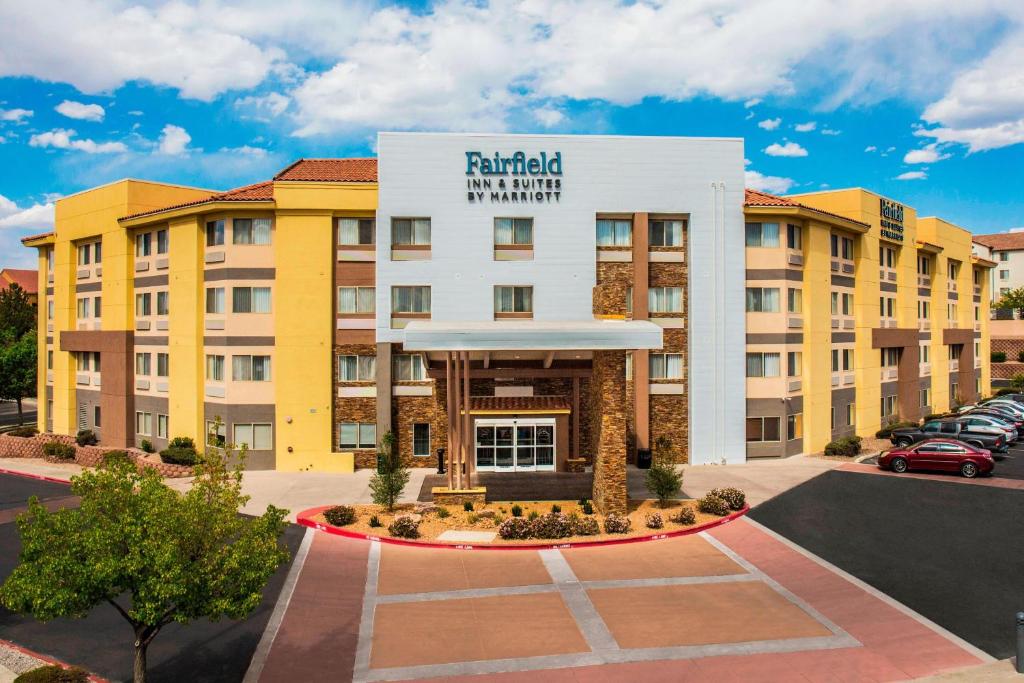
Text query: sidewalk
661 455 840 506
0 458 83 482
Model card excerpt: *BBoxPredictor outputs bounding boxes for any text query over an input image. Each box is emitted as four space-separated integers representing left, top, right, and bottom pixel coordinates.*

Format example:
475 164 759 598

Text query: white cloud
128 110 143 116
55 100 105 122
0 107 32 122
156 124 191 155
533 107 565 127
758 117 782 130
895 170 927 180
218 145 269 157
903 143 951 164
794 121 816 132
820 128 841 135
745 169 795 194
864 145 877 152
743 98 762 108
0 193 55 230
764 141 808 157
29 128 126 153
234 92 290 121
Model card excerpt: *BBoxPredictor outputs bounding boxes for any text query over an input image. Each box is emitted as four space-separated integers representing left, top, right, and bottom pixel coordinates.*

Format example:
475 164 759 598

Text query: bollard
1017 612 1024 673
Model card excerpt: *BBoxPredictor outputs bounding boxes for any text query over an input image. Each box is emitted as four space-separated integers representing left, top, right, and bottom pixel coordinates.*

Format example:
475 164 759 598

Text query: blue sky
2 0 1023 268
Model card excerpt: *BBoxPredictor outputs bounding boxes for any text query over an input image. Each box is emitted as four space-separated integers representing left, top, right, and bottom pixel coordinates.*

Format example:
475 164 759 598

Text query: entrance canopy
402 319 663 351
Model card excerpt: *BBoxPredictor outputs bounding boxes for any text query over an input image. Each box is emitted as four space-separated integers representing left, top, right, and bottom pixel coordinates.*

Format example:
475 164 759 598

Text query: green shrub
581 501 594 515
529 512 573 539
388 515 420 539
710 487 746 511
671 506 696 525
1018 351 1024 363
436 507 450 519
101 450 130 467
528 510 539 521
159 446 198 466
996 387 1018 396
923 413 948 421
569 514 599 536
992 351 1007 362
7 426 38 437
875 421 916 439
510 504 523 517
645 512 664 529
697 493 730 516
603 514 631 534
823 436 862 457
324 505 357 526
368 515 383 528
498 517 532 540
463 501 474 512
75 429 97 446
577 497 589 506
550 503 561 513
14 665 89 683
169 436 196 449
42 442 75 460
140 439 155 454
645 460 683 507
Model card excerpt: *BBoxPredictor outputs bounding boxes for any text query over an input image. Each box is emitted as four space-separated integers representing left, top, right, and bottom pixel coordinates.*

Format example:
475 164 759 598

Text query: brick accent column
590 350 628 515
376 342 392 442
632 212 650 454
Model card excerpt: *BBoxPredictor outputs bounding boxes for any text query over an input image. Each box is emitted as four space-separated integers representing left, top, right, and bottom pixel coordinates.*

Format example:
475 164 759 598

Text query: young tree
369 431 409 511
645 436 683 507
0 330 36 424
995 286 1024 319
0 283 35 340
0 447 289 683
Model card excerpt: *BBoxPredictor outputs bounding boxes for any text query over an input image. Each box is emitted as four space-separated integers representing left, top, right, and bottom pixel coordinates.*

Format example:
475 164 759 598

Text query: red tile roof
973 232 1024 252
19 231 54 245
470 395 571 413
273 158 378 182
744 189 870 228
121 181 274 220
0 268 38 294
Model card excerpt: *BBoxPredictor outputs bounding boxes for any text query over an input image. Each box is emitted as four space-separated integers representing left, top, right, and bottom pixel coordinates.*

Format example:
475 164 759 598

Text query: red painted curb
0 637 109 683
0 467 72 485
297 504 749 551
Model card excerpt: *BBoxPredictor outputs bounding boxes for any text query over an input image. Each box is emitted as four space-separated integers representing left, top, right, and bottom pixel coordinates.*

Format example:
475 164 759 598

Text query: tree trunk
134 639 148 683
16 398 22 425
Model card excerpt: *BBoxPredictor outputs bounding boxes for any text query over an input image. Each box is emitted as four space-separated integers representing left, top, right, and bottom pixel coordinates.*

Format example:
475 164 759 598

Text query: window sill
495 312 534 319
392 246 431 261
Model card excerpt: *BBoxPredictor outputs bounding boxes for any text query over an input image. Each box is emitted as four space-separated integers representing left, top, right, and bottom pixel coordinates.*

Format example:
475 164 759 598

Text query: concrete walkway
0 458 84 482
667 455 840 506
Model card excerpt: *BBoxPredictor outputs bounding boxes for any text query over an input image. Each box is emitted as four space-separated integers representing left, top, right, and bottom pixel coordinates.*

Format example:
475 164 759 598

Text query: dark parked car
879 439 994 478
889 419 1008 452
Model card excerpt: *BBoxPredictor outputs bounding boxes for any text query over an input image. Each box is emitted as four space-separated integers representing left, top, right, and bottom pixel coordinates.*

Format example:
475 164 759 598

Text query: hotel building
22 133 991 512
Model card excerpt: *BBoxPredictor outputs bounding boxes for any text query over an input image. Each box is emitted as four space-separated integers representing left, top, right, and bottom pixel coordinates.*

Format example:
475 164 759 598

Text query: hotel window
75 352 88 372
338 355 376 381
205 354 225 382
77 298 89 319
831 349 853 372
918 300 930 320
745 222 779 248
920 345 930 363
413 423 431 457
841 293 853 316
232 286 271 313
233 218 272 245
787 413 803 440
47 350 52 370
135 292 152 317
949 344 962 361
338 286 375 314
975 340 981 359
745 288 779 313
918 255 931 275
392 218 431 246
339 423 376 449
234 423 273 450
136 411 153 436
746 417 781 442
157 414 168 439
47 299 54 320
974 305 980 321
338 218 375 245
921 388 932 407
831 292 838 315
206 421 226 448
494 286 533 315
649 220 684 247
948 261 960 282
649 287 684 313
596 219 631 246
1001 287 1010 296
156 352 169 377
93 296 101 318
392 286 431 314
746 352 781 378
948 302 958 320
136 232 152 257
206 220 225 247
846 403 855 426
393 354 426 381
156 229 168 254
787 351 802 377
831 235 853 259
200 288 223 316
881 348 900 368
881 395 897 418
1000 270 1009 280
94 406 101 428
1000 252 1009 262
94 242 102 263
973 270 981 286
156 291 169 316
649 353 684 380
952 382 959 401
786 224 802 250
47 250 54 272
880 246 895 268
880 296 895 318
232 355 271 381
495 218 534 245
77 243 91 266
831 407 836 430
787 288 802 314
135 352 151 376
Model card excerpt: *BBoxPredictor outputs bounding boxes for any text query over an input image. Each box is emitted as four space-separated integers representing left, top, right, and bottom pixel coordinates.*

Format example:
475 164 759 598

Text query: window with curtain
494 218 534 245
205 354 224 381
649 287 683 313
649 220 684 247
234 423 273 450
157 353 169 377
393 354 426 381
338 218 375 245
746 417 780 442
745 288 780 313
206 220 225 247
233 218 253 244
92 352 100 373
77 244 90 265
392 218 431 246
136 232 151 257
413 423 430 456
596 219 632 246
337 286 375 314
787 351 802 377
392 286 430 313
744 222 780 248
338 355 376 381
232 287 271 313
93 296 101 317
156 229 168 254
494 286 533 313
842 293 853 315
77 298 88 319
94 242 102 263
787 414 803 440
649 353 684 379
156 291 169 316
135 292 151 316
339 423 376 449
135 352 151 375
206 420 226 448
206 287 224 314
136 411 152 436
746 352 781 377
232 355 271 381
787 288 802 314
841 236 854 260
787 224 802 250
157 414 168 439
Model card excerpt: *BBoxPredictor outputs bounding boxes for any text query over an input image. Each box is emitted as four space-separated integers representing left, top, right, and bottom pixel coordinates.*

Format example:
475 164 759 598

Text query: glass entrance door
475 418 556 472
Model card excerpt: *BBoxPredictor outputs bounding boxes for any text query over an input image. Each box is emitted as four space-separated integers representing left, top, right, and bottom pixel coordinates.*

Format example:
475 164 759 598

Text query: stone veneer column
591 350 628 515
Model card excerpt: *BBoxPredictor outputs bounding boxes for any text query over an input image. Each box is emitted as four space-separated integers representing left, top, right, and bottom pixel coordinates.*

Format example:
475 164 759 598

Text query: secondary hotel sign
465 151 563 203
879 197 904 242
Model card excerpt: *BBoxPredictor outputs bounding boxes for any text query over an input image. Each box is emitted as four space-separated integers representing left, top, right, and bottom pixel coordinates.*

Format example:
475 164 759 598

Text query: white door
475 418 556 472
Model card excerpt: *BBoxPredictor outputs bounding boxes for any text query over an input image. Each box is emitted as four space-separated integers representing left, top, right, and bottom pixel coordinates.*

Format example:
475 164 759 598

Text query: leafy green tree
995 286 1024 318
0 330 36 424
645 437 682 507
369 431 409 511
0 447 289 683
0 283 35 340
1011 373 1024 392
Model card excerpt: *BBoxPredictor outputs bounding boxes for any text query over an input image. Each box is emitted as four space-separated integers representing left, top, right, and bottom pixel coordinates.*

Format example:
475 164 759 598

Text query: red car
878 438 994 478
